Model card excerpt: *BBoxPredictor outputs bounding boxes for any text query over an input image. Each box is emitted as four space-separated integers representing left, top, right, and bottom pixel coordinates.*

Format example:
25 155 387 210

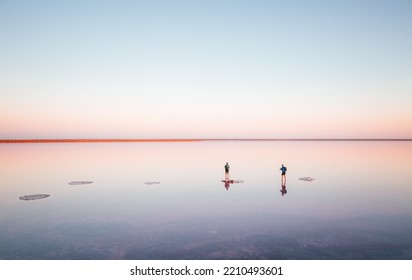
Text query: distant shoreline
1 138 411 143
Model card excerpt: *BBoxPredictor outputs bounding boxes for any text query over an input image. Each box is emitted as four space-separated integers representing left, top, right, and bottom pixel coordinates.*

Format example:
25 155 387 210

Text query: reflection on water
280 176 287 196
1 141 412 259
223 180 231 190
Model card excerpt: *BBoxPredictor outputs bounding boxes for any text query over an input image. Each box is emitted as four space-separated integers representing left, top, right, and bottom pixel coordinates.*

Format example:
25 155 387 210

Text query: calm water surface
1 141 412 259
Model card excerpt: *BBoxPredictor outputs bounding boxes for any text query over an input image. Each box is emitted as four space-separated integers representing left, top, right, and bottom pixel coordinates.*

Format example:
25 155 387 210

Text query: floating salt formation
68 181 94 185
221 179 244 183
299 177 315 182
232 180 244 183
19 194 50 201
144 182 160 185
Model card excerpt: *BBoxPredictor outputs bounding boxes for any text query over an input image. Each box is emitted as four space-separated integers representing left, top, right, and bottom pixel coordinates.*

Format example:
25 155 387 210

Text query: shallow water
1 141 412 259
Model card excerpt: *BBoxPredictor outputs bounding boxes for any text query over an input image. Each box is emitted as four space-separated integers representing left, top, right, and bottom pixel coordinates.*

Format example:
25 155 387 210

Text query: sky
1 0 411 139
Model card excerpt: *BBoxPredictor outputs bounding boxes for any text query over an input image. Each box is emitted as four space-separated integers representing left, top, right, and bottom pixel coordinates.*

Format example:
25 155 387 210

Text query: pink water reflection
1 141 412 259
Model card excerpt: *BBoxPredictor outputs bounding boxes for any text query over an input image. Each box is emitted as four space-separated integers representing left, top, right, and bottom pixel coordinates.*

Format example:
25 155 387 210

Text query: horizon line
1 138 412 143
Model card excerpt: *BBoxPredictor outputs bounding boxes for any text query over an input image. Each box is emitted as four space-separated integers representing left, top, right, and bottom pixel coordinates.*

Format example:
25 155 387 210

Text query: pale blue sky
1 0 411 138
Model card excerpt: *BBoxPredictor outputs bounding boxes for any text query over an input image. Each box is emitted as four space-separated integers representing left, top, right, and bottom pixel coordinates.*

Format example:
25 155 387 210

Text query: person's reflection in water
224 180 231 190
280 177 287 196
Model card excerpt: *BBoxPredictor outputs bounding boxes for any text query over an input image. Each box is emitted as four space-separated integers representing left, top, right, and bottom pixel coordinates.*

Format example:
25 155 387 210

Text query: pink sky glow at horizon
1 1 411 139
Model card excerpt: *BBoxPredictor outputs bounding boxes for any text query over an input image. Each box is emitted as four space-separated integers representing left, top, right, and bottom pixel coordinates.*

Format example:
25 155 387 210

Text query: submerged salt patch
19 194 50 201
144 182 160 185
232 180 245 183
221 179 244 183
299 177 315 182
68 181 94 185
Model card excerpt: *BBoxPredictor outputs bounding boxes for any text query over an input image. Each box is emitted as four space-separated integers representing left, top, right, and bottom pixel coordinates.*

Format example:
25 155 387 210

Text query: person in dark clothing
225 162 230 174
279 164 287 195
224 162 230 181
280 164 287 176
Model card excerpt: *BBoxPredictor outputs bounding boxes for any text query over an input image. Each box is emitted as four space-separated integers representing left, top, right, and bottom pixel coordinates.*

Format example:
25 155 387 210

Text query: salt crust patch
19 194 50 201
68 181 94 185
222 180 245 183
232 180 245 183
299 177 315 182
144 182 160 185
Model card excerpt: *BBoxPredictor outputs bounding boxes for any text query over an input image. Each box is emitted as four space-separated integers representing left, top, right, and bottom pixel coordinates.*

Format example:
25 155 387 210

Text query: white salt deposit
19 194 50 201
144 182 160 185
232 180 245 183
68 181 94 185
299 177 316 182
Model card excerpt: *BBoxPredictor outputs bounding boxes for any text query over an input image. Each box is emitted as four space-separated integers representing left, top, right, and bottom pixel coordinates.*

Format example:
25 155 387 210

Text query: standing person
224 162 230 180
280 164 287 178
